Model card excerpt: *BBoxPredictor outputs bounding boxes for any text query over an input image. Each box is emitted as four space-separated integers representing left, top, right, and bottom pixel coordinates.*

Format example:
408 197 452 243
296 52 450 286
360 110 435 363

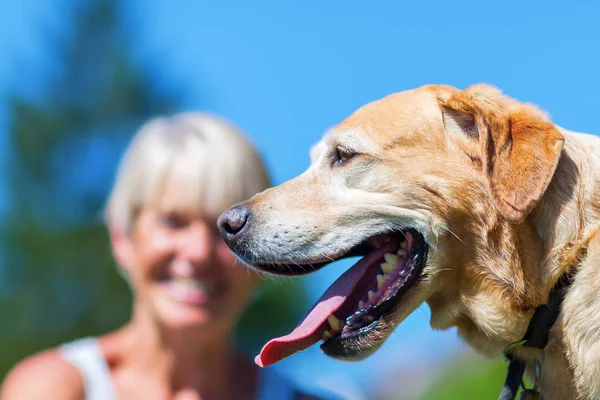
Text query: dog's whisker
439 225 466 246
428 268 452 277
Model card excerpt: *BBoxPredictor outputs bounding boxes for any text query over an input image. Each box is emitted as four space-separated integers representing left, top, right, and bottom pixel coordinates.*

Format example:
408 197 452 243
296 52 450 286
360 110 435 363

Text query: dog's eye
334 146 357 165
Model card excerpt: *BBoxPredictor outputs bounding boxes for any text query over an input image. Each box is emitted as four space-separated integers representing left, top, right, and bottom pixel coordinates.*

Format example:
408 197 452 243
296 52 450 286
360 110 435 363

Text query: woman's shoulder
0 349 85 400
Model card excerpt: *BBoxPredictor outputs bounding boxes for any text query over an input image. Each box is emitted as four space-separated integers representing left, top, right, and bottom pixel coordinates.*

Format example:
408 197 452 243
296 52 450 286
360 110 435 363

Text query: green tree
0 0 175 379
0 0 307 380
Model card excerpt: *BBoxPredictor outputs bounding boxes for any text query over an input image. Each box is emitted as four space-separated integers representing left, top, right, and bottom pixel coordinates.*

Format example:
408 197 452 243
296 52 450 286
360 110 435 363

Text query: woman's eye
334 146 357 165
161 213 188 229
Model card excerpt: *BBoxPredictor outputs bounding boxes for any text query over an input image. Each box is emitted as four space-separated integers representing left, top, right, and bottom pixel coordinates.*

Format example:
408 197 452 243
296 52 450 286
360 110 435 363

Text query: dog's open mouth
254 228 428 367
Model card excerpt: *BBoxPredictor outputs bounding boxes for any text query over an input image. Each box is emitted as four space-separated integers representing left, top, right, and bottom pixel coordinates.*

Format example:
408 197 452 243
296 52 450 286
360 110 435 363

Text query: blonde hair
107 112 270 232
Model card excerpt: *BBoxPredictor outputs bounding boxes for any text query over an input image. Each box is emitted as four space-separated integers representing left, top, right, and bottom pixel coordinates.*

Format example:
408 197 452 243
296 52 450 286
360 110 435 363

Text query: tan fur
237 84 600 399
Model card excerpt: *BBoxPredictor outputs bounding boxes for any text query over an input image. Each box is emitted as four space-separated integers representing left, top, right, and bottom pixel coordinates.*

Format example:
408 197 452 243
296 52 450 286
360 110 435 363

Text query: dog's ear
439 84 564 223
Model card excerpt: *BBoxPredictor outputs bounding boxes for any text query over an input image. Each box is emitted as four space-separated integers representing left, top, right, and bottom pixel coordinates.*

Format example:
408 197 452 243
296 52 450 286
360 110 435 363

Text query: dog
218 84 600 399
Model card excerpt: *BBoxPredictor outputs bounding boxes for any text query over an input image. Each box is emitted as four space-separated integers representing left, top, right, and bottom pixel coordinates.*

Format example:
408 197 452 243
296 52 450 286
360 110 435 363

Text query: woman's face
118 173 260 332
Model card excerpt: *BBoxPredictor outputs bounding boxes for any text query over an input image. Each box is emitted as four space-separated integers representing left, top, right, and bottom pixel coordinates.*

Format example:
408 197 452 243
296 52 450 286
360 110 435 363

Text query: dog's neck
533 129 600 289
526 129 600 399
489 129 600 399
428 128 600 399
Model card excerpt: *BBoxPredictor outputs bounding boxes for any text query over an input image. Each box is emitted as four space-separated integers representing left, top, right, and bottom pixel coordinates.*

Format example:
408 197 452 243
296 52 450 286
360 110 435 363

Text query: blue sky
2 0 600 397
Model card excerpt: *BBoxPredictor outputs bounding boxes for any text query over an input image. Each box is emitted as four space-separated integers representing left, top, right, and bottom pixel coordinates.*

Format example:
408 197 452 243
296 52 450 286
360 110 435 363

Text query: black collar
498 272 573 400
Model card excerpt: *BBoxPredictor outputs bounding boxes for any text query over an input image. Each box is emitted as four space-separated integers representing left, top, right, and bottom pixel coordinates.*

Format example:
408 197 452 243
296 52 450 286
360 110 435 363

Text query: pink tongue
255 243 396 367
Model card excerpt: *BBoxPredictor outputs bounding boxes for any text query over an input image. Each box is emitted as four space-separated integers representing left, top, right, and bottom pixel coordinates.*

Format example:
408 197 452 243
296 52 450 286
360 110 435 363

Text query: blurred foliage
415 356 518 400
235 276 308 357
0 0 307 381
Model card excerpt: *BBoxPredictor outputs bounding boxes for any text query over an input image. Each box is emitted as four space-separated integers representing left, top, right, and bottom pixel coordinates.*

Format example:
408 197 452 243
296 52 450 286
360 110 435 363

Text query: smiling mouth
162 278 227 304
252 228 429 367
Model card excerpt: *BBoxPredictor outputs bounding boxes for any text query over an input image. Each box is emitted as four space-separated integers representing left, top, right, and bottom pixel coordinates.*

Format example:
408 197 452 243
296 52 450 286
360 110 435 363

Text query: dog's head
218 84 564 366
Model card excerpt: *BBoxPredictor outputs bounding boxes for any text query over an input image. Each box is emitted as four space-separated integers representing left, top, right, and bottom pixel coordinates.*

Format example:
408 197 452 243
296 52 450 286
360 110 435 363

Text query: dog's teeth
397 249 407 256
368 290 376 300
400 240 408 249
328 315 342 332
358 300 365 309
376 274 386 288
322 330 332 340
384 253 399 265
381 262 395 273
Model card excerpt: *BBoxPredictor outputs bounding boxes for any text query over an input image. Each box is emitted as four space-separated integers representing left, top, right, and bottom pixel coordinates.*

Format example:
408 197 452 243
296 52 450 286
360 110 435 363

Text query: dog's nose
217 205 250 243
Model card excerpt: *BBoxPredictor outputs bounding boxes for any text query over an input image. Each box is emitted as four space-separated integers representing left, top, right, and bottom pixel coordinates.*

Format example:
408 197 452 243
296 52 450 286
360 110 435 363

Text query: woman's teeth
173 278 203 290
168 278 221 302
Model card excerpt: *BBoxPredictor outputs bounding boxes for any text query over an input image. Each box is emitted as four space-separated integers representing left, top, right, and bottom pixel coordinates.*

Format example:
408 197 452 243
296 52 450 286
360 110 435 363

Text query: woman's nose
179 222 215 263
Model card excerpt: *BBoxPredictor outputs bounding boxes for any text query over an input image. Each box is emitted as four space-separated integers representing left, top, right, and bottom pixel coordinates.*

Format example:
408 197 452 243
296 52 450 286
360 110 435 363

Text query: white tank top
59 337 345 400
60 338 118 400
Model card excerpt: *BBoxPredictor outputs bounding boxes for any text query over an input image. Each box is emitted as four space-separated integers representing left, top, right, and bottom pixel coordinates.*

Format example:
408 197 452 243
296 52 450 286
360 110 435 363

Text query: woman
1 113 341 400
